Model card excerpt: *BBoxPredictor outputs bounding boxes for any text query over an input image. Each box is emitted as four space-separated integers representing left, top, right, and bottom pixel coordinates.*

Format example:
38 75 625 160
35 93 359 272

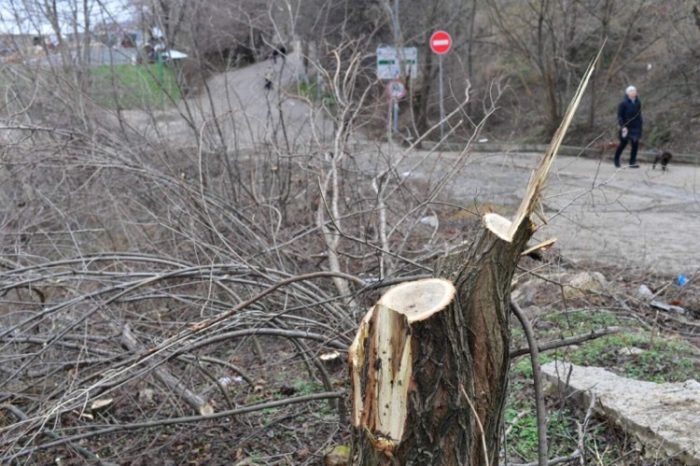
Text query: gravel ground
417 149 700 275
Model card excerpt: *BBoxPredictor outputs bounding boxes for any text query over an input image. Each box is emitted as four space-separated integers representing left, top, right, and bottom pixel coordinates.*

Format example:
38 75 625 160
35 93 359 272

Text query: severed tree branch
510 326 626 358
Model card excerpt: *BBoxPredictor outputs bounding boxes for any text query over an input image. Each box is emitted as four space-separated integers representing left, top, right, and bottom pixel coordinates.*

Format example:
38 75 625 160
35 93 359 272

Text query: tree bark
350 51 601 466
351 223 532 465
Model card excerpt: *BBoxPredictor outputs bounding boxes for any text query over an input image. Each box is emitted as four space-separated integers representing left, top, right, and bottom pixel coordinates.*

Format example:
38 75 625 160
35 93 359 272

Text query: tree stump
350 220 532 465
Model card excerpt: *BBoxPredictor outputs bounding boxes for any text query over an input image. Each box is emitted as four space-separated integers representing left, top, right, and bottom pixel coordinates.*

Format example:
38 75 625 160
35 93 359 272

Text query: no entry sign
430 31 452 55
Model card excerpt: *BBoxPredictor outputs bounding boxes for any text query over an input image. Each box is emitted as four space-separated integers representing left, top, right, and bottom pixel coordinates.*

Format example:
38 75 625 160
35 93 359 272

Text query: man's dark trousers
614 133 639 167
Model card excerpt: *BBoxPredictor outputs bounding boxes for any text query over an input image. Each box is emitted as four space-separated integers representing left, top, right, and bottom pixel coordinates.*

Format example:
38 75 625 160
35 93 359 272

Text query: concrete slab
542 361 700 465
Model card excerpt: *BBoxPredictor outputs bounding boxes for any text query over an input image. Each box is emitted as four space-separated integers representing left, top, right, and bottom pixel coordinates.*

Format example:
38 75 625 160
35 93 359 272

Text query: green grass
526 309 700 383
506 405 577 459
291 81 336 106
564 333 700 383
513 305 700 378
512 353 556 379
292 378 324 396
513 330 698 383
91 64 181 109
542 308 622 330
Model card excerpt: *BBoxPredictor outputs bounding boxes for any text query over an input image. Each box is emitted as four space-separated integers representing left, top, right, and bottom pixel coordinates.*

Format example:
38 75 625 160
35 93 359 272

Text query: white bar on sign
432 40 450 46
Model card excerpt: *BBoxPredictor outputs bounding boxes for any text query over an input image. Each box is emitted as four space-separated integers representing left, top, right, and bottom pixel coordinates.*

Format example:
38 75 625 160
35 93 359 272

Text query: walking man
614 85 643 168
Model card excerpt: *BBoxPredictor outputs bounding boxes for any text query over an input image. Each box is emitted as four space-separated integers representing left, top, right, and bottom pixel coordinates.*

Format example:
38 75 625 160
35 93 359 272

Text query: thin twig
459 384 491 466
577 393 597 465
509 451 581 466
511 299 548 466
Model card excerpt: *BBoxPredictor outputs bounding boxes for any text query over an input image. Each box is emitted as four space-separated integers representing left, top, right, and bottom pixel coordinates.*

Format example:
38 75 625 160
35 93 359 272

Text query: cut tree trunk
351 225 531 465
349 52 601 466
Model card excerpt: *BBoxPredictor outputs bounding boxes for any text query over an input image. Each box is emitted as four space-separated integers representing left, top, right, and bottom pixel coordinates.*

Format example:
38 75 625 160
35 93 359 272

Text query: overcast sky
0 0 135 35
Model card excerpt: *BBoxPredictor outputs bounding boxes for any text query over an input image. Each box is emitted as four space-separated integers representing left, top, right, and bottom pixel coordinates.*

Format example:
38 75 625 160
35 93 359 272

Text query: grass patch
290 81 336 106
542 309 622 330
505 404 578 460
507 279 699 463
292 378 324 396
514 308 699 383
91 63 181 109
512 353 556 379
512 333 700 383
563 333 700 383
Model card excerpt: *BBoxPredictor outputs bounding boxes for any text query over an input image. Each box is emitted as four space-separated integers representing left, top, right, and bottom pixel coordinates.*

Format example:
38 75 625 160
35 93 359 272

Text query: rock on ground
542 361 700 465
511 270 608 308
562 271 608 299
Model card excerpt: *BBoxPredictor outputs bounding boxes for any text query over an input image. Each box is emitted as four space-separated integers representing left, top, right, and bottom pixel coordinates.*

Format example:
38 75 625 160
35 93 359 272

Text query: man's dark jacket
617 96 643 140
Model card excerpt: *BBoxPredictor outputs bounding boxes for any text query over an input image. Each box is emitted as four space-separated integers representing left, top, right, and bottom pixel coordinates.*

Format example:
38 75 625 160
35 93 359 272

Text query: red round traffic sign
430 30 452 55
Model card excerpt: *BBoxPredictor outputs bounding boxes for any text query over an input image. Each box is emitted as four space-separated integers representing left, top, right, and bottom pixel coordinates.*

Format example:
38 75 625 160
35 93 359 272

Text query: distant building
0 24 186 67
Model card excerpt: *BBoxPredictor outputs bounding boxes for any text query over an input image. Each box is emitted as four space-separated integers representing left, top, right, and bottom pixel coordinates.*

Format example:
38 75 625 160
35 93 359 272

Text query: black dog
652 151 672 171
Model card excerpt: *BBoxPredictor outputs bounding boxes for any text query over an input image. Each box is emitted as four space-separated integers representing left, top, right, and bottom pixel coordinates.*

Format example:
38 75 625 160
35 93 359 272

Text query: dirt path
121 48 327 149
422 150 700 274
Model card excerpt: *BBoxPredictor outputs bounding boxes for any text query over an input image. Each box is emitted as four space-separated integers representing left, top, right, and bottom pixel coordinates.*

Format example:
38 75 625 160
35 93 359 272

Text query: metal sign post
394 101 400 133
387 80 406 135
438 54 444 139
430 31 452 140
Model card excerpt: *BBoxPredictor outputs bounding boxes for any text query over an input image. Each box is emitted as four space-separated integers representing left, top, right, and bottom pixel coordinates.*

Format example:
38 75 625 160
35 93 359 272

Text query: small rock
563 271 607 299
618 347 646 356
139 388 155 404
637 284 654 300
419 215 438 228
